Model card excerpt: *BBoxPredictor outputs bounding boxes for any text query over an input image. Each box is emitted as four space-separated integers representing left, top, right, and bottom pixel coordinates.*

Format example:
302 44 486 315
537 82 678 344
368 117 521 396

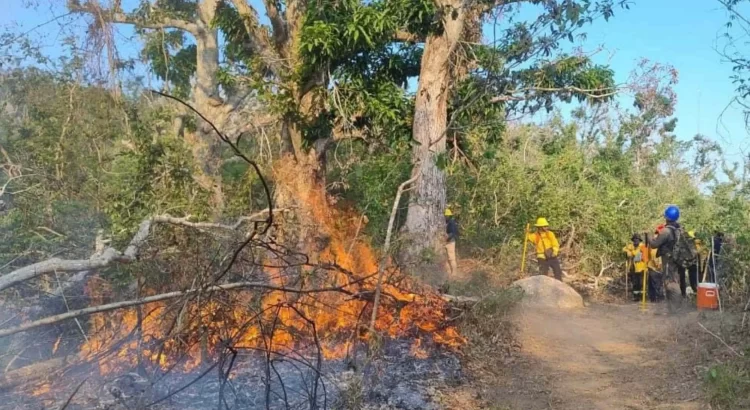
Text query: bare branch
0 280 364 338
490 85 625 103
698 322 744 358
68 1 200 35
0 212 275 292
152 208 282 231
369 173 420 333
0 174 34 198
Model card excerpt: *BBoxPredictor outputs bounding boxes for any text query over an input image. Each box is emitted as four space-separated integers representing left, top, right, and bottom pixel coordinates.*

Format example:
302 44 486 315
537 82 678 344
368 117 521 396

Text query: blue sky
2 0 746 163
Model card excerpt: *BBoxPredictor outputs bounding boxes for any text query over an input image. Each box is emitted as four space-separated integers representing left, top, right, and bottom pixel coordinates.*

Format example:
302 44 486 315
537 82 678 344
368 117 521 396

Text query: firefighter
527 217 563 281
685 231 709 293
623 233 649 301
647 233 664 302
647 205 687 311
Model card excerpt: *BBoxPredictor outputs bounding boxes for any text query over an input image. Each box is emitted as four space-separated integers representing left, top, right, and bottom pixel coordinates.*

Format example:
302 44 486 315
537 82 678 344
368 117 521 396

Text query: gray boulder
512 275 583 309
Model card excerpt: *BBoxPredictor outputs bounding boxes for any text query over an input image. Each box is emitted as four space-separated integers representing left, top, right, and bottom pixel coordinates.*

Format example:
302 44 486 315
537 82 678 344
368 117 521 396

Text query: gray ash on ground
0 338 463 410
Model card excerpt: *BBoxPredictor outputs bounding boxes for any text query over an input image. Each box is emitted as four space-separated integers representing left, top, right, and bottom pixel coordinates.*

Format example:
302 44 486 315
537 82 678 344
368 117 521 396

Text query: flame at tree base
78 159 464 375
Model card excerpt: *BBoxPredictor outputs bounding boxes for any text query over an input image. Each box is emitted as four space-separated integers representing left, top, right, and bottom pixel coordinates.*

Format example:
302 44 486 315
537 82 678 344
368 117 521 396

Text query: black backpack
668 226 698 268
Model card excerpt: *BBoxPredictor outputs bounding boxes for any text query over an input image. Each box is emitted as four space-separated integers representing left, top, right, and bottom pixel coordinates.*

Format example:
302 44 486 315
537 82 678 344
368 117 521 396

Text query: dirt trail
489 303 705 410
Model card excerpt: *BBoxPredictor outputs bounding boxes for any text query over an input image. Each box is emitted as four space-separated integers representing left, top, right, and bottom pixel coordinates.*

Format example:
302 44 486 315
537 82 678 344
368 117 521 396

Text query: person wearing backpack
623 233 649 301
647 205 698 312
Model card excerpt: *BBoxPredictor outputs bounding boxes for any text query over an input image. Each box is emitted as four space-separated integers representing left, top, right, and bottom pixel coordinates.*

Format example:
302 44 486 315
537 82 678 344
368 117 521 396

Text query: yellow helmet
687 230 696 239
444 208 453 217
534 217 550 227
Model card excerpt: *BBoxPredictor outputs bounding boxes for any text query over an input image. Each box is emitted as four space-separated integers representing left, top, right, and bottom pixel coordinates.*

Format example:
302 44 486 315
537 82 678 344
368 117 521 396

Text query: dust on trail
489 303 705 410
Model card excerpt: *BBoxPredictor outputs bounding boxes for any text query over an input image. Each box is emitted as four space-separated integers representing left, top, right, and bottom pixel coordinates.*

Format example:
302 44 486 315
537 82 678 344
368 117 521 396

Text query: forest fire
78 268 464 376
74 172 465 377
2 163 466 410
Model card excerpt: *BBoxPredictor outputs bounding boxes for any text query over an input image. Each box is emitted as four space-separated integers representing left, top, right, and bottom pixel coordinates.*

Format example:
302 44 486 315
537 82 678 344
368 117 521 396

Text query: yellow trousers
445 241 458 277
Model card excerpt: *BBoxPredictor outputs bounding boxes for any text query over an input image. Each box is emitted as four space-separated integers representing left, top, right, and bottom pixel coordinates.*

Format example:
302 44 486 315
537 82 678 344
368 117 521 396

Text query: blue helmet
664 205 680 222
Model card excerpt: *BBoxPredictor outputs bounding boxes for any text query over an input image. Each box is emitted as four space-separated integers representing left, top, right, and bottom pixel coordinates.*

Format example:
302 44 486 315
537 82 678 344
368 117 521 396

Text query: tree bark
403 1 465 263
190 0 227 213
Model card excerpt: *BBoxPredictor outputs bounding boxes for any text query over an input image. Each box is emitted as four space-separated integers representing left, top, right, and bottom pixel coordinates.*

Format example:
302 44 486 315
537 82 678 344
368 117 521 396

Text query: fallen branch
0 280 362 338
0 355 72 390
0 212 276 292
440 294 480 304
698 322 744 358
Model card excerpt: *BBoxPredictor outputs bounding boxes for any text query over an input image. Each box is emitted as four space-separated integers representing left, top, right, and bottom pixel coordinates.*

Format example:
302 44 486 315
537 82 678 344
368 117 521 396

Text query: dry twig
698 322 743 358
369 174 420 334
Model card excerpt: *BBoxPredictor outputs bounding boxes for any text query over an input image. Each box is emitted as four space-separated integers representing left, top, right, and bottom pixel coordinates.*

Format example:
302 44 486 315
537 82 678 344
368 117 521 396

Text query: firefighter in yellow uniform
623 234 649 301
526 218 563 281
686 231 709 293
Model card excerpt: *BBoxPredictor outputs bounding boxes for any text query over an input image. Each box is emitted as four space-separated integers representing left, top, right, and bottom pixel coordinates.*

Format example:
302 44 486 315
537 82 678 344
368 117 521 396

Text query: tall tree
397 0 625 258
68 0 246 211
67 0 624 271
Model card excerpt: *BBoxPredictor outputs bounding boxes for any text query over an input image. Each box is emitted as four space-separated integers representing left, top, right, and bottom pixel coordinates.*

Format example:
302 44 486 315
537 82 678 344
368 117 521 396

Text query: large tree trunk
403 1 465 265
189 0 226 214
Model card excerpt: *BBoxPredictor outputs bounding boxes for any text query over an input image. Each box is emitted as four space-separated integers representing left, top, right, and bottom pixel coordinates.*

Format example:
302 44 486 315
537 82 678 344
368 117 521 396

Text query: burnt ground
447 302 709 410
0 338 463 410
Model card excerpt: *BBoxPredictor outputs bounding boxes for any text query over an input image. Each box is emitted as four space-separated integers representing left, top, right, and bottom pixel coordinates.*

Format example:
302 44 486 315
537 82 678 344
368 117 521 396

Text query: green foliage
719 0 750 128
706 358 750 410
103 106 212 241
140 31 197 98
0 67 211 266
443 94 750 283
328 141 411 244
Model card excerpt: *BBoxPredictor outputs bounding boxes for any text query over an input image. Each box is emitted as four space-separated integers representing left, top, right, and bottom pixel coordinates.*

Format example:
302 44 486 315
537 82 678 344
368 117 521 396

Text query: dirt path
486 303 705 410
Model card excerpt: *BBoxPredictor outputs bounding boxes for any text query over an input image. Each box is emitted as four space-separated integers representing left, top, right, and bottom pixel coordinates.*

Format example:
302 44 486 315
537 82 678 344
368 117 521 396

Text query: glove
544 248 554 259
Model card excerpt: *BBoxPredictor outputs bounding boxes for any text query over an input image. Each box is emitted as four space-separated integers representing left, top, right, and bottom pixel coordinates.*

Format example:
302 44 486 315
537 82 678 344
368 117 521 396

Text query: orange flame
79 164 463 375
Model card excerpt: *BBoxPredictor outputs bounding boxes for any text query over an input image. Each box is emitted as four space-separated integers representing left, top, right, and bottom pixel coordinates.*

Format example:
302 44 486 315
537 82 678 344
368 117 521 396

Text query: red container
697 283 719 310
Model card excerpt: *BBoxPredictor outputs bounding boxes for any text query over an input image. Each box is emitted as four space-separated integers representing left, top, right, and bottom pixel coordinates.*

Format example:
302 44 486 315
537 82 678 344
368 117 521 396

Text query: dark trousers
629 270 644 300
538 257 563 281
648 269 664 302
706 256 718 283
663 260 686 311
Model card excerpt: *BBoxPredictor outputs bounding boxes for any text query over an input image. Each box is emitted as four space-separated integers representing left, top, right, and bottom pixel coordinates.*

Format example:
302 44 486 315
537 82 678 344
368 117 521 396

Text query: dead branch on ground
0 277 370 338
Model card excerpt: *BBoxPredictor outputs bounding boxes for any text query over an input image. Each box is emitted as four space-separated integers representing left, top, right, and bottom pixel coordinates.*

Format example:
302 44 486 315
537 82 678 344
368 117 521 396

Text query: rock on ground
512 275 584 309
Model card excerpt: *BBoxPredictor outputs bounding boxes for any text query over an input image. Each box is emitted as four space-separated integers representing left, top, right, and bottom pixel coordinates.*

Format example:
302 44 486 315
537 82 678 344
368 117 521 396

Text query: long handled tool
712 235 718 284
625 260 630 300
701 253 709 283
641 244 649 312
521 223 530 275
